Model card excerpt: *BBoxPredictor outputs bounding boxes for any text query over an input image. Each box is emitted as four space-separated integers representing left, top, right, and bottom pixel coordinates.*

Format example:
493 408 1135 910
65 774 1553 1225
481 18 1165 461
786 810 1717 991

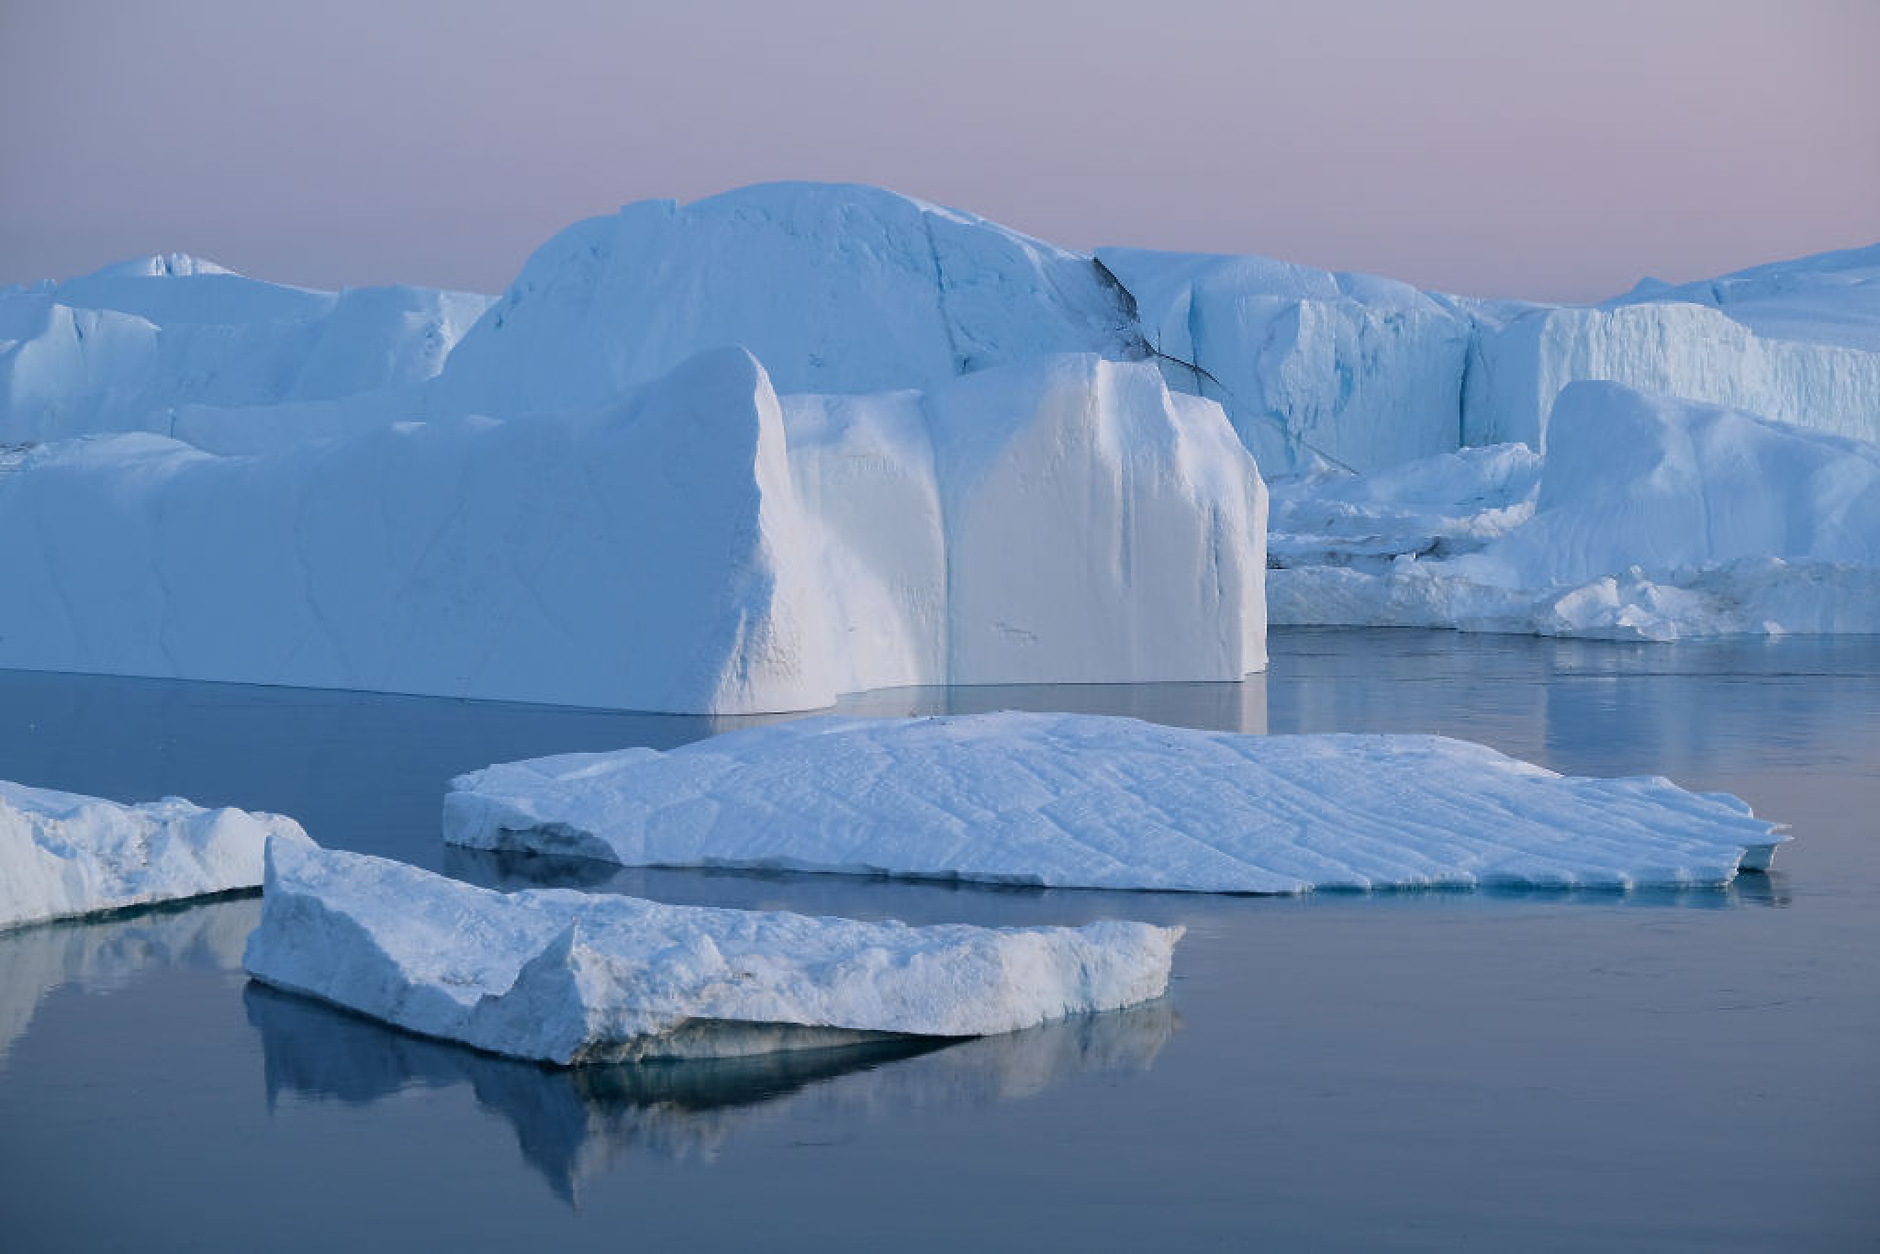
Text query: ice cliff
0 348 1267 712
444 711 1786 893
243 839 1182 1065
0 779 312 930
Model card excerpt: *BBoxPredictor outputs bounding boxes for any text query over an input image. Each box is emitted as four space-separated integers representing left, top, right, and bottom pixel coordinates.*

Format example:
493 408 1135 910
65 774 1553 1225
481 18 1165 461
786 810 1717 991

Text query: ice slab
242 840 1181 1065
444 711 1786 893
1271 381 1880 639
0 780 312 930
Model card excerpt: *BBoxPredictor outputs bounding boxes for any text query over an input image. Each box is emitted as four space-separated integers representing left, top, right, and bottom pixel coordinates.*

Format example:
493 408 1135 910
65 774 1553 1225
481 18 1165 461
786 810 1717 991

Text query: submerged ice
243 840 1181 1065
445 711 1786 893
0 779 312 930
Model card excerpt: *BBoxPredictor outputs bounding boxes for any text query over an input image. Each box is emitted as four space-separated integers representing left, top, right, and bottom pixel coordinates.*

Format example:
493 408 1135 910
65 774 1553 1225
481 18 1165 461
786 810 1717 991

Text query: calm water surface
2 629 1875 1251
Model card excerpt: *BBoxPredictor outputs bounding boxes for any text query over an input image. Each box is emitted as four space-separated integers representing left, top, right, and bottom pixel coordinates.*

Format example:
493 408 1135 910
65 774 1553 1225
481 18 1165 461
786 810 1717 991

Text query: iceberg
1465 299 1880 451
0 253 492 445
242 839 1182 1065
0 347 1266 713
1097 247 1475 475
0 779 312 930
428 181 1141 415
443 711 1786 893
1271 381 1880 639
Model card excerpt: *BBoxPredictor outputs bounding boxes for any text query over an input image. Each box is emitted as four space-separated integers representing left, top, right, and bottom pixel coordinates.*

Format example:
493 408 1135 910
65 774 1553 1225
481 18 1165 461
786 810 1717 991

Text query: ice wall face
433 182 1143 417
0 349 1267 713
1097 248 1474 475
1465 301 1880 451
0 256 493 444
0 347 838 714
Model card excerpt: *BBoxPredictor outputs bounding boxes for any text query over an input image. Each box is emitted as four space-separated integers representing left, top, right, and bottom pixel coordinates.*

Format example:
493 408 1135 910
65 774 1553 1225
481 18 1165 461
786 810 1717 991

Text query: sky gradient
4 0 1876 301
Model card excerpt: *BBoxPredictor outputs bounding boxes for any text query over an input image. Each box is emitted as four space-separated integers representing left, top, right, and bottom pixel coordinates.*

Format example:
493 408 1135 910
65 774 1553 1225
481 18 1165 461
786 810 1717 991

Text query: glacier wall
0 349 1267 713
1465 300 1880 451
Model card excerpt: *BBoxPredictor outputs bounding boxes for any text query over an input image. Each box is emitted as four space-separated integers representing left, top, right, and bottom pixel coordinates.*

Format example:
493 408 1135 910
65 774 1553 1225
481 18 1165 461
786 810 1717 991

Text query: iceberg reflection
244 982 1178 1205
0 896 259 1062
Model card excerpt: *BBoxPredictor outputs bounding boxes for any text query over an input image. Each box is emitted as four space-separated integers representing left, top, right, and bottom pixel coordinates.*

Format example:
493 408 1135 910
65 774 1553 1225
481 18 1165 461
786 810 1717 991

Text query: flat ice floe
243 840 1181 1065
0 780 312 930
444 712 1786 893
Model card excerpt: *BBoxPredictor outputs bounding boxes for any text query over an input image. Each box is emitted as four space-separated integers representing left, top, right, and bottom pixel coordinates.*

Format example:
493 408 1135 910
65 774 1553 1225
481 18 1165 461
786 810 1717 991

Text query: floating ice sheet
0 779 312 931
243 840 1181 1065
444 712 1786 894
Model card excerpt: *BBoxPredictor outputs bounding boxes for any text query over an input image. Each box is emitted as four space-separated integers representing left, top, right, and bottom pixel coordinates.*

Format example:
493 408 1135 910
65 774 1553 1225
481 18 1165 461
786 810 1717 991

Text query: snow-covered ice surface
1271 381 1880 639
243 839 1181 1065
444 711 1785 893
0 347 1265 712
0 780 311 930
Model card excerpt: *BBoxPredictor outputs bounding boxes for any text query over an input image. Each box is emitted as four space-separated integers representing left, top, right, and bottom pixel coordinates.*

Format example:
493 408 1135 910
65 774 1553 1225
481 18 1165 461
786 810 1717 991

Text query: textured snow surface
1271 381 1880 638
0 780 312 930
243 840 1181 1065
0 348 1265 712
0 254 492 444
444 711 1785 893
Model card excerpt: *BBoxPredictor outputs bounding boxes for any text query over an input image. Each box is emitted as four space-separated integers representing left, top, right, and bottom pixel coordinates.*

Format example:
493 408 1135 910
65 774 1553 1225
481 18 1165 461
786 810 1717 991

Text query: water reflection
0 897 259 1061
244 983 1179 1206
836 674 1267 734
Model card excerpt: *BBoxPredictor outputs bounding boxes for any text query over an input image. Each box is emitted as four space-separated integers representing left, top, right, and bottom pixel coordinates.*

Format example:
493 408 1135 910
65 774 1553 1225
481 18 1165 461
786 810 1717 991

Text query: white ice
0 347 1266 713
243 839 1182 1065
0 779 312 930
1270 381 1880 639
443 711 1785 893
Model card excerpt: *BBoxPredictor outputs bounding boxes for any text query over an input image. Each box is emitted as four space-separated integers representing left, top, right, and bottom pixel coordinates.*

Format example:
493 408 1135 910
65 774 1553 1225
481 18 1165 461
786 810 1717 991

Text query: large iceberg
0 347 1266 713
1096 248 1476 475
443 711 1785 893
429 181 1141 415
0 779 312 930
0 253 492 444
1271 381 1880 639
243 839 1181 1065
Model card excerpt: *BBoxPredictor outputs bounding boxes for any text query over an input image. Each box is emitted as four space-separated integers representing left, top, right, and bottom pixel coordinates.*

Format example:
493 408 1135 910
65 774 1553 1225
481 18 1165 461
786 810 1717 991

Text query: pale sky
3 0 1876 301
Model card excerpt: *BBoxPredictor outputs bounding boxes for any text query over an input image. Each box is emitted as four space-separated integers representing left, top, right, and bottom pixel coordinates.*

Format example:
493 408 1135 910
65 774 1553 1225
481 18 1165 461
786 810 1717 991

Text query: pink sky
3 0 1875 301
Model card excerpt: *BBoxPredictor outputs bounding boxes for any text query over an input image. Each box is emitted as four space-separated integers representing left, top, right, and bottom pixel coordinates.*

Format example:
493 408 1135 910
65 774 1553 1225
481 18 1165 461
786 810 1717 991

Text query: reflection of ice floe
244 981 1176 1204
0 896 258 1060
